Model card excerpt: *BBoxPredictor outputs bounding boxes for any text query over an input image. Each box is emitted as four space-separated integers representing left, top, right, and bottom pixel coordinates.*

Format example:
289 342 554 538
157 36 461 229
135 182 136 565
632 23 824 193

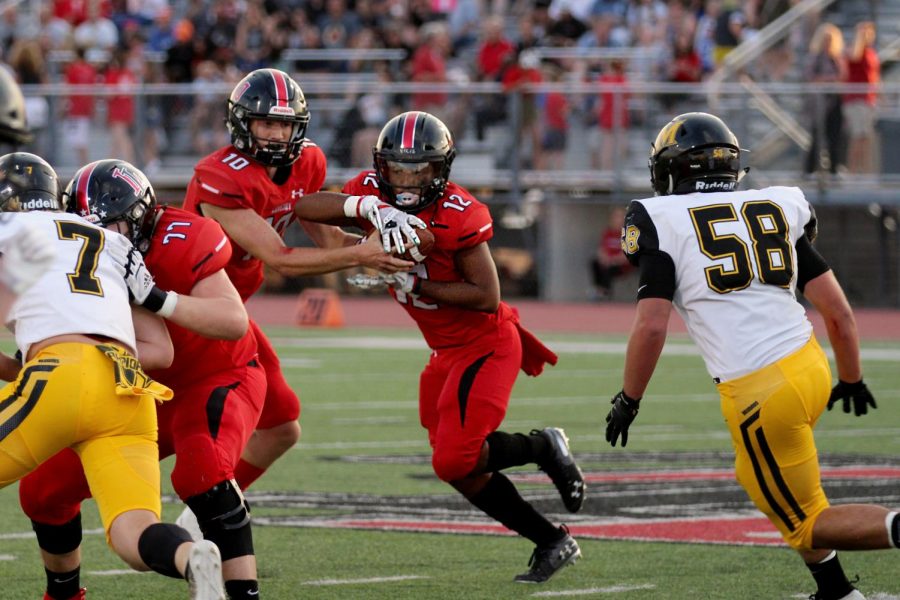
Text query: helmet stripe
400 112 420 150
271 70 289 108
75 161 99 216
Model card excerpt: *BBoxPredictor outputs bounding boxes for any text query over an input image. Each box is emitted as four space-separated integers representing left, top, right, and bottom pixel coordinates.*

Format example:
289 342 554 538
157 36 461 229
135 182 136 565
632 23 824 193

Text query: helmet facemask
374 158 447 212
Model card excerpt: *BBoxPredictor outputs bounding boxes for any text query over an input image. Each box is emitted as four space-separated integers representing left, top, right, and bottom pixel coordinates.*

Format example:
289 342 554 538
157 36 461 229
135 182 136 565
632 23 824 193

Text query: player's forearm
294 192 358 226
268 245 364 277
417 279 500 313
822 312 862 382
622 331 665 399
622 303 670 398
167 295 249 341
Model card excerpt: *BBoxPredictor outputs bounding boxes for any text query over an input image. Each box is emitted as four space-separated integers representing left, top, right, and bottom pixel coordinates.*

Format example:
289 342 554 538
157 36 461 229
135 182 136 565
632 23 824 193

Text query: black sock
45 566 80 600
468 472 562 546
807 552 854 600
484 431 549 472
225 579 260 598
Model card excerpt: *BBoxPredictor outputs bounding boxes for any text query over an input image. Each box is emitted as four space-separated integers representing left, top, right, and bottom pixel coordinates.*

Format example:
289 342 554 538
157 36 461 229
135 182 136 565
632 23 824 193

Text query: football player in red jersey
181 68 415 500
19 160 266 600
295 111 585 584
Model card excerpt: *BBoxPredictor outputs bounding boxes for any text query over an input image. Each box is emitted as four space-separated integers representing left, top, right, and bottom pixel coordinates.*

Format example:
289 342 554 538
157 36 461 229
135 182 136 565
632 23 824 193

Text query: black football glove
827 379 877 416
605 390 640 447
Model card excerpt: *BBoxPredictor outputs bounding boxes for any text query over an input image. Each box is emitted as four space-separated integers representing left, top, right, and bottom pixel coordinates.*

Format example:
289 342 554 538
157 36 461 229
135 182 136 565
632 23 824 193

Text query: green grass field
0 327 898 599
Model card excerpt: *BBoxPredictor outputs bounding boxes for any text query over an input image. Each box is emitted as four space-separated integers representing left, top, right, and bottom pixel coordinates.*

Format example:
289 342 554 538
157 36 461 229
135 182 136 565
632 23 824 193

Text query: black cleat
534 427 585 512
513 526 581 583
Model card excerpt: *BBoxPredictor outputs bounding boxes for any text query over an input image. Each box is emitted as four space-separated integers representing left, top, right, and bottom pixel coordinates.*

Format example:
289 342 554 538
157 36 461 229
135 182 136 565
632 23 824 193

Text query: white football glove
387 271 420 295
378 205 427 256
344 194 386 233
345 273 390 290
106 233 178 317
342 194 427 255
0 223 56 295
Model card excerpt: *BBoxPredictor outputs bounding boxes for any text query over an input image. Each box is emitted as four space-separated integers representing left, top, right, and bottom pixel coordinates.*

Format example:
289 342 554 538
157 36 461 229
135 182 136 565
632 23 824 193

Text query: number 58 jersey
624 186 816 382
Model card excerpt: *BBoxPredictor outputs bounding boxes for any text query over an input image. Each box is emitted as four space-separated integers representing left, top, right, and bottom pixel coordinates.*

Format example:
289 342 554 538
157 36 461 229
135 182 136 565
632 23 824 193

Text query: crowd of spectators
0 0 880 174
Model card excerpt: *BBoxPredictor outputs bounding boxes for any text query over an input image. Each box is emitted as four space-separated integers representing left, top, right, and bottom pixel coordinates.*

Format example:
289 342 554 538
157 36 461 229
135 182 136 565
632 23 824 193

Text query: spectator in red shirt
63 47 97 166
590 206 632 300
476 15 516 80
538 63 568 170
663 30 703 110
502 49 543 168
410 21 451 120
104 48 137 163
844 21 880 174
593 59 629 171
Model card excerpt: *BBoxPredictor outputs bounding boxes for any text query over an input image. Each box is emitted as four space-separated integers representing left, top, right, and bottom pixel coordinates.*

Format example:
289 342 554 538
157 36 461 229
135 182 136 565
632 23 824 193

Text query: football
368 226 435 262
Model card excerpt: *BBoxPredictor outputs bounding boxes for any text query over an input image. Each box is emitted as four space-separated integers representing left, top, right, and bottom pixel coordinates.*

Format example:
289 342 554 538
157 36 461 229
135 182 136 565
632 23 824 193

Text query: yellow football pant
0 342 172 539
718 335 832 551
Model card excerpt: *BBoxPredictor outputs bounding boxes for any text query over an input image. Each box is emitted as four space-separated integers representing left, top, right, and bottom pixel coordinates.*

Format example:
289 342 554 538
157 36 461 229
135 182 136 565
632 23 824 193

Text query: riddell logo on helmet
694 180 736 191
269 106 295 116
21 197 58 210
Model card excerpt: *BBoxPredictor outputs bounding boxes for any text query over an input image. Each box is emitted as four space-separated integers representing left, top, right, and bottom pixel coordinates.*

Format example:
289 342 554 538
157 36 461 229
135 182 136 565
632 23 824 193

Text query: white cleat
187 540 225 600
176 506 203 542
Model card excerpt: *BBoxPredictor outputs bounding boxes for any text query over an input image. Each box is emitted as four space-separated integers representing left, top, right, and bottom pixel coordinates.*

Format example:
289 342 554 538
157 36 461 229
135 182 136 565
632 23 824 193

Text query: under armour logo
291 188 304 199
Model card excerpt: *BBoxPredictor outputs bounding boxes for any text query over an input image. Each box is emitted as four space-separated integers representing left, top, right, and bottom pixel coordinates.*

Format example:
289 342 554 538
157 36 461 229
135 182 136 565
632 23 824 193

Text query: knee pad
31 513 82 555
185 479 254 561
138 523 192 579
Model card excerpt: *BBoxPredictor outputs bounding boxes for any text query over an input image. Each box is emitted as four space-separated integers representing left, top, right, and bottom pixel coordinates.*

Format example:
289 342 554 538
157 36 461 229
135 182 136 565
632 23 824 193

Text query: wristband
142 286 175 315
343 195 362 218
157 291 178 318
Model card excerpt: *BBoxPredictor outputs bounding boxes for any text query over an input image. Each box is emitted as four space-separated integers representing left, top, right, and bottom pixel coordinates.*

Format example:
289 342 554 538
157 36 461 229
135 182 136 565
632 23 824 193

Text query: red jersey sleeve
148 207 233 293
301 141 327 193
190 158 255 211
445 188 493 251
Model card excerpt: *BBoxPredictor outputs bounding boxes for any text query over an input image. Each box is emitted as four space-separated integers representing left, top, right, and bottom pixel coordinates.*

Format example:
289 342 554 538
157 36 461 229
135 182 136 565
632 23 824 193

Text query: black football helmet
0 68 32 146
64 159 156 252
226 68 310 167
373 111 456 213
649 112 746 196
0 152 60 212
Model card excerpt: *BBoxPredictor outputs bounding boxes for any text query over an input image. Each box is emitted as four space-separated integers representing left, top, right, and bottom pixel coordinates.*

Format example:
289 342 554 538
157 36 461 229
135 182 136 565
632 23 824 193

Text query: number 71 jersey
623 186 816 382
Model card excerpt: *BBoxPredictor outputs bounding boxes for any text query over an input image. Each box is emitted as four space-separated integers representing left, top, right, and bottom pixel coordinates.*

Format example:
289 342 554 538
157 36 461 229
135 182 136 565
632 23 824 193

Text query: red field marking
510 466 900 484
248 295 900 339
312 516 785 547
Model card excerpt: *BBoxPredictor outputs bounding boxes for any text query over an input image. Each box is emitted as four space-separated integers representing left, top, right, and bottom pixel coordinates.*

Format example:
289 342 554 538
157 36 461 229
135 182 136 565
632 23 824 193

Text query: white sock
887 511 899 548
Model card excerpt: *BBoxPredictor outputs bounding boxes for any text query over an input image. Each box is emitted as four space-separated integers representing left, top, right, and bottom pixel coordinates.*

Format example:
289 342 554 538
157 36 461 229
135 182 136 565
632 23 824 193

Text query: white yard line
532 584 656 596
302 575 428 586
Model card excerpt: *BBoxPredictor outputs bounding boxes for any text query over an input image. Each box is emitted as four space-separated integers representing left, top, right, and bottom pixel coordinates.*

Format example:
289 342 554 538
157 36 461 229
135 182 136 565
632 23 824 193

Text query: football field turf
1 327 898 599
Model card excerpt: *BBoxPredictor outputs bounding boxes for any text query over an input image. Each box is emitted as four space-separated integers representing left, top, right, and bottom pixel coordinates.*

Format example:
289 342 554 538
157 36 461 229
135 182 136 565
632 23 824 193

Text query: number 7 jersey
623 186 816 382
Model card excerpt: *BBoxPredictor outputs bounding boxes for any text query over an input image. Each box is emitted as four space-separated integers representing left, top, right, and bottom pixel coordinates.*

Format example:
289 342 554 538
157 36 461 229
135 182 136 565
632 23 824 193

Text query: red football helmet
373 111 456 213
227 68 310 167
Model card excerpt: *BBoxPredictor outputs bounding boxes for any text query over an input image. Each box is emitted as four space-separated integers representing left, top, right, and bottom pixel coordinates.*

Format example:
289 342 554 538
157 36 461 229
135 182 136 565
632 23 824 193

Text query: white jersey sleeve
624 186 816 382
5 211 137 357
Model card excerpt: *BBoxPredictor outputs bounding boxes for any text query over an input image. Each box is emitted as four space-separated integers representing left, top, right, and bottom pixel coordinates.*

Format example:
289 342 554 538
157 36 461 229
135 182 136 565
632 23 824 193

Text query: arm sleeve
795 235 830 293
637 251 677 300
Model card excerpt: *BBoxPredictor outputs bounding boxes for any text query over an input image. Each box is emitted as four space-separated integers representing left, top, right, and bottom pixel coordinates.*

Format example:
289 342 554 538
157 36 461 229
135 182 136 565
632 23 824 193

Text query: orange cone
295 288 345 328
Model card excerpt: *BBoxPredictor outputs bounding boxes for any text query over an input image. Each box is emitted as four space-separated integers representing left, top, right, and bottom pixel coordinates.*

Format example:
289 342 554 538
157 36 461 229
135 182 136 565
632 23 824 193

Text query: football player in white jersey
603 113 898 600
0 152 227 600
